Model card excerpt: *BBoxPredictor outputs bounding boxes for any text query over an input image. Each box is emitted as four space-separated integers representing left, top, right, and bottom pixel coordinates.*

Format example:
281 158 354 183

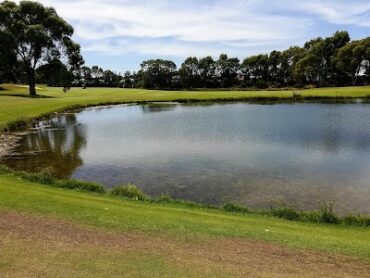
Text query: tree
122 71 134 88
278 46 305 86
139 59 177 89
91 66 104 86
36 59 66 86
198 56 216 88
79 66 92 86
268 50 282 86
242 54 269 87
0 1 83 96
294 31 350 86
216 54 240 88
0 27 17 83
102 70 122 87
334 38 370 85
179 57 200 89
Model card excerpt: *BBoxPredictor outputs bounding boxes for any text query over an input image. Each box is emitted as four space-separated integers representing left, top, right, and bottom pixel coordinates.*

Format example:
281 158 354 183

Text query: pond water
4 103 370 213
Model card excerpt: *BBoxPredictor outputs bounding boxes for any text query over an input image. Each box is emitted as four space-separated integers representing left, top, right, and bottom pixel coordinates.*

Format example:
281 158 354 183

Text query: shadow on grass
0 92 54 99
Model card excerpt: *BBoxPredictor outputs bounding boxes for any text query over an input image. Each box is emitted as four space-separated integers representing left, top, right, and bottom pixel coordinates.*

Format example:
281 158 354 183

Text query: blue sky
36 0 370 73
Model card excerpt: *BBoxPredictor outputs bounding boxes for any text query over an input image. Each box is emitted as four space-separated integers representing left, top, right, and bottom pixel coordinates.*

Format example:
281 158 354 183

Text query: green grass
3 166 367 227
1 84 370 130
0 172 369 260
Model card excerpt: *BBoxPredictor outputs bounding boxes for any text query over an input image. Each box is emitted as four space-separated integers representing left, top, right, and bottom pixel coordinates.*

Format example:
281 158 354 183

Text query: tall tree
268 50 282 86
139 59 177 89
294 31 350 86
179 57 200 89
0 28 17 83
91 66 104 86
0 0 83 96
36 59 67 86
334 38 370 85
242 54 269 87
198 56 216 88
79 66 92 85
216 54 240 88
279 46 305 86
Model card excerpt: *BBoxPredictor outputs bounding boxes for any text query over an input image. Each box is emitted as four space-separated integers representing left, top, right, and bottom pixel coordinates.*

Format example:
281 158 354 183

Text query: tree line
1 1 370 96
71 31 370 90
133 31 370 90
65 32 370 90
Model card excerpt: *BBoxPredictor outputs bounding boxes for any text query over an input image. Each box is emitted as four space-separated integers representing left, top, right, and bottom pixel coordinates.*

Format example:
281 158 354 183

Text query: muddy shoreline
0 133 22 160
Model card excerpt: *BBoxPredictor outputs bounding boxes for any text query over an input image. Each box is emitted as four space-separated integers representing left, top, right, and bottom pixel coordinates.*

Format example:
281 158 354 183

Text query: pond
3 102 370 214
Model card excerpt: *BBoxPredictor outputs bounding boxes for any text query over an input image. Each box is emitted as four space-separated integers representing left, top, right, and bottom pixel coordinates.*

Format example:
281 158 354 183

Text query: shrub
222 202 249 214
342 214 370 227
0 164 12 174
156 193 173 203
111 184 148 201
269 206 301 221
255 80 268 89
58 179 105 193
5 118 28 131
317 201 340 224
301 211 321 223
10 168 105 194
20 169 55 185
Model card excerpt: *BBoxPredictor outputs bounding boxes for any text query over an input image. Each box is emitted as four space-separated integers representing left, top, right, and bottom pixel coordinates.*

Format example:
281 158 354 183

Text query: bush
12 168 105 193
317 201 340 224
269 206 301 221
58 179 105 193
111 184 148 201
5 118 27 131
222 202 249 214
255 80 268 89
156 193 173 203
342 214 370 227
301 211 321 223
20 169 55 185
0 164 12 174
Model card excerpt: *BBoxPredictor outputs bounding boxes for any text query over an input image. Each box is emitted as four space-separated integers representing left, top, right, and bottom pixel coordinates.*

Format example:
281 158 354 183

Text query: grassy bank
1 84 370 130
2 166 369 227
0 169 370 261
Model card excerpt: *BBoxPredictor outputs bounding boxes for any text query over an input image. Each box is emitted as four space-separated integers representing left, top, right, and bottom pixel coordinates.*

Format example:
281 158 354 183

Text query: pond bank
3 100 370 215
0 133 22 160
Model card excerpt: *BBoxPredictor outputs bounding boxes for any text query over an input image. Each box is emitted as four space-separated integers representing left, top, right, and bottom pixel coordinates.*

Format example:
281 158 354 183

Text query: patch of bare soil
0 211 369 277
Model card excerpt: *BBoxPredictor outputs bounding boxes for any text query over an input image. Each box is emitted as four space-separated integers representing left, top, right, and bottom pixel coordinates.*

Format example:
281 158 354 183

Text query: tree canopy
0 0 83 95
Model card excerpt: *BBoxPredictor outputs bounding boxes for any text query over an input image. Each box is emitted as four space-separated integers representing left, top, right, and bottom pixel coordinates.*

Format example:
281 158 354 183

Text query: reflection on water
7 114 87 178
3 103 370 213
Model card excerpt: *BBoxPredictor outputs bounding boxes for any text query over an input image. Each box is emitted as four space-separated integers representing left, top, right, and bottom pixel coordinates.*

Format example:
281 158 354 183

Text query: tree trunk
352 74 358 86
28 68 37 96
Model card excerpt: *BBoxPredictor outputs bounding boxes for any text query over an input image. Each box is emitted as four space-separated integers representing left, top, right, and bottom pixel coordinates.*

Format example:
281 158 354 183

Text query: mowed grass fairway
1 84 370 277
1 84 370 130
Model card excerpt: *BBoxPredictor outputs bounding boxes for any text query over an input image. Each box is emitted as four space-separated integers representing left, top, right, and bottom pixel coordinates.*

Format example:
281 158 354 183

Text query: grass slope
0 172 369 260
1 84 370 130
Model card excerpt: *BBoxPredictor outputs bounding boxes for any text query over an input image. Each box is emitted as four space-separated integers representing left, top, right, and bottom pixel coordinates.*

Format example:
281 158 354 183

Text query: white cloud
282 0 370 27
34 0 310 54
15 0 370 69
52 0 307 42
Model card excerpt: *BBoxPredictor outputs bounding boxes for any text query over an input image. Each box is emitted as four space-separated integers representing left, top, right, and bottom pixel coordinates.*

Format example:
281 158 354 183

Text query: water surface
4 103 370 213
